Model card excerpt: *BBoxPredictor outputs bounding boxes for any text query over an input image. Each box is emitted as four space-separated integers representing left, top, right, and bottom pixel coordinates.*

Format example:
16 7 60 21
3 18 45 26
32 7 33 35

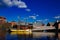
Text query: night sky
0 0 60 24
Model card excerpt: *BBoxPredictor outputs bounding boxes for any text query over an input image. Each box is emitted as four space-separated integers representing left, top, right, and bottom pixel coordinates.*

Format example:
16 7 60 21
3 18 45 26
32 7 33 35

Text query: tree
46 22 50 26
13 25 17 29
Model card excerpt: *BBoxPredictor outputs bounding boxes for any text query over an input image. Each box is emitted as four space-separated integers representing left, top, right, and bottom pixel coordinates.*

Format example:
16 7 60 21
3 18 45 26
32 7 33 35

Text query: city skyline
0 0 60 24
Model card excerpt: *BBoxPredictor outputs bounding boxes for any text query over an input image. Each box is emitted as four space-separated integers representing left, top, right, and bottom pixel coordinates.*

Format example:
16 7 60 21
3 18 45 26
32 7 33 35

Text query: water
0 31 58 40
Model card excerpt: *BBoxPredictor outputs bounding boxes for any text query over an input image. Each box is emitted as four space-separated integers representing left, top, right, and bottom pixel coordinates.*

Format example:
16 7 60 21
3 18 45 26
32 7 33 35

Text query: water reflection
17 34 33 40
6 33 18 40
58 33 60 40
0 31 6 40
32 32 57 40
0 31 59 40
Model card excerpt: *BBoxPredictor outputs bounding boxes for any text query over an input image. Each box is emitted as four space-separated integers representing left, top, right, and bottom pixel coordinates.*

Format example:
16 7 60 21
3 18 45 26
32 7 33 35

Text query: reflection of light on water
33 32 55 38
58 33 60 40
10 31 32 35
11 32 55 37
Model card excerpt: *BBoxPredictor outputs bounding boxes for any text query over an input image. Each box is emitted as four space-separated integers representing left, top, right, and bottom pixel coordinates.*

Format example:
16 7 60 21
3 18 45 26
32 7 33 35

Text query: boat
10 29 32 34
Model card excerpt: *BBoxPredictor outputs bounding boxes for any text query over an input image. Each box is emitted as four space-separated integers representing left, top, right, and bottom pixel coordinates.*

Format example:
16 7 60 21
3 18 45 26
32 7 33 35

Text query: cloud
25 9 31 12
44 19 48 21
54 16 60 19
3 0 13 6
36 19 48 22
29 16 36 19
24 17 28 20
0 2 2 5
36 14 39 16
33 13 36 15
33 13 39 16
3 0 27 8
15 1 27 8
36 20 43 22
29 14 39 20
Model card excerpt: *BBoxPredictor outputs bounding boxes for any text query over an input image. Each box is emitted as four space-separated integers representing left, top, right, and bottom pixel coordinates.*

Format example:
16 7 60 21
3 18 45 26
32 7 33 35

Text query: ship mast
17 16 20 29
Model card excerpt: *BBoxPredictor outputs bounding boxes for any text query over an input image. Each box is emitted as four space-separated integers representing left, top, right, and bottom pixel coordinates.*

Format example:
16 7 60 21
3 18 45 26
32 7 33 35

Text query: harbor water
0 31 59 40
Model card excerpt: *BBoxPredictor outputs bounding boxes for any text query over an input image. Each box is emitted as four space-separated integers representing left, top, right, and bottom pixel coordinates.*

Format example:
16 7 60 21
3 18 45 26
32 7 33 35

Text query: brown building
9 21 17 27
0 16 6 24
58 23 60 29
58 22 60 29
49 22 54 27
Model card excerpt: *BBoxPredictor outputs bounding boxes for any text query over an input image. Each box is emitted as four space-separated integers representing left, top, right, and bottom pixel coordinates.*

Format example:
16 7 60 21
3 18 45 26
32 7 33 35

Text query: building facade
9 21 17 27
0 16 6 24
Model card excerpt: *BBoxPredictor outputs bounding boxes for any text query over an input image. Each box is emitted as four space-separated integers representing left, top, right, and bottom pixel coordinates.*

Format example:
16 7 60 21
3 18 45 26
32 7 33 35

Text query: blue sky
0 0 60 24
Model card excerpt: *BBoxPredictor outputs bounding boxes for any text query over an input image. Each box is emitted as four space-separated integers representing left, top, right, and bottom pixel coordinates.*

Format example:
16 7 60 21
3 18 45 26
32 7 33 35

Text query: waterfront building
0 16 11 31
58 21 60 29
28 23 33 29
49 22 54 27
33 21 44 28
17 21 33 29
0 16 6 24
9 21 17 27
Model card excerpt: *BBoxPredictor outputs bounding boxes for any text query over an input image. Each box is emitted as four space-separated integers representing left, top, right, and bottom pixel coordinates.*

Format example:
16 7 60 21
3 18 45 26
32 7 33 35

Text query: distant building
0 16 6 24
17 21 33 29
28 23 33 29
49 22 54 27
9 21 17 27
33 21 44 28
58 21 60 29
53 20 60 29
